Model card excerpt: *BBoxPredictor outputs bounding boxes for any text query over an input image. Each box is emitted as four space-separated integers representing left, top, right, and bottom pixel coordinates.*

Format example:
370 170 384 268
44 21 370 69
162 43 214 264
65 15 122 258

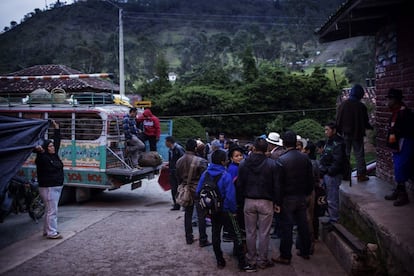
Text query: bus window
49 114 72 140
107 116 124 138
75 113 102 141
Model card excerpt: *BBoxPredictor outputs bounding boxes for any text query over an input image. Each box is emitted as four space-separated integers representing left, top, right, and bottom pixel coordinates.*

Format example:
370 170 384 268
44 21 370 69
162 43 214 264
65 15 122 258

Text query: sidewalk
339 176 414 275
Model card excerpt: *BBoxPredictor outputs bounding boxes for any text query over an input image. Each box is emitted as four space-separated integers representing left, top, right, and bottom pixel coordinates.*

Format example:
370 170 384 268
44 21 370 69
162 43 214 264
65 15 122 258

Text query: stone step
320 221 376 275
336 176 414 275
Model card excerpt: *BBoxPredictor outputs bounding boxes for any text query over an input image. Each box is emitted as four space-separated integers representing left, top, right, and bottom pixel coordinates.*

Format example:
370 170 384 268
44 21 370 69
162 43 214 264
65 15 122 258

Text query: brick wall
375 12 414 185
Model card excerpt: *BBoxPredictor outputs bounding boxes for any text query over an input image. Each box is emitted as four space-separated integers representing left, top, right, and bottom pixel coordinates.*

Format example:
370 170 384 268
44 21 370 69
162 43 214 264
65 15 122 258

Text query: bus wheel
75 187 91 203
59 186 76 205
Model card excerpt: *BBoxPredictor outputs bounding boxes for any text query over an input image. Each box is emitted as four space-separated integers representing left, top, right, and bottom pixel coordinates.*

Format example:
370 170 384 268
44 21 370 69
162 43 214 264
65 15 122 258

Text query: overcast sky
0 0 74 31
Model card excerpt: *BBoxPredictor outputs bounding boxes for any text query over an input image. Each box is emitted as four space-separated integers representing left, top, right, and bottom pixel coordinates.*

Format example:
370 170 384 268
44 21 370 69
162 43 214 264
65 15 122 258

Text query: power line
122 11 325 26
124 11 325 22
158 107 336 119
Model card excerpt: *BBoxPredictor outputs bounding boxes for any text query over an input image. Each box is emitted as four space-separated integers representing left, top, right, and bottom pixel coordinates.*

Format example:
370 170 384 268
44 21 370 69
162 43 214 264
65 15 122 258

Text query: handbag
175 158 198 207
176 184 194 207
158 165 171 191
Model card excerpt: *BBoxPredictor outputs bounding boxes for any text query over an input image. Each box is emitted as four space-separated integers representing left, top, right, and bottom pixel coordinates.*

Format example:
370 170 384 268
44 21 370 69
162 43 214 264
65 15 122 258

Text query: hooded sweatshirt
336 85 372 139
136 109 161 138
196 163 237 213
237 152 278 202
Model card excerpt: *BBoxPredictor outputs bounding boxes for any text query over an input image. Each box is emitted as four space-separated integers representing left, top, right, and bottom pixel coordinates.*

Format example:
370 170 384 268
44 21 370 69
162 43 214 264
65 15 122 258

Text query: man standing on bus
123 107 145 168
136 108 161 152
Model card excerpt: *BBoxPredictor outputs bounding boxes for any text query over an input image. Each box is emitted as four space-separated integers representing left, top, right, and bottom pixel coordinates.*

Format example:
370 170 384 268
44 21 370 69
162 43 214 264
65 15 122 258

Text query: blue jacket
227 162 239 183
196 163 237 213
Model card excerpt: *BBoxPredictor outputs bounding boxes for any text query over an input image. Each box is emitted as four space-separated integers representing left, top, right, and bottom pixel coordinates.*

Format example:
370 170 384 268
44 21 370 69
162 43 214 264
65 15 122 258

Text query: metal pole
119 8 125 97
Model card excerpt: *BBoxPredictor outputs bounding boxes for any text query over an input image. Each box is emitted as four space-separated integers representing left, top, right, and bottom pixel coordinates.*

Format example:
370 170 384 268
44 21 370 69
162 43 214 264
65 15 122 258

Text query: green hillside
0 0 345 92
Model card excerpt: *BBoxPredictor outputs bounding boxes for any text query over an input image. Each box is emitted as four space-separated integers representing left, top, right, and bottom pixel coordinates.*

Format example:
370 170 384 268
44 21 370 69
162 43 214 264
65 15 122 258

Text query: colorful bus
0 75 172 203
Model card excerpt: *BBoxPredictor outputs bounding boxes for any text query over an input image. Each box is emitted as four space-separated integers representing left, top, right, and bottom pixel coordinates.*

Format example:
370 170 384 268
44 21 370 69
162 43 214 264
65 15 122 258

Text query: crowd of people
163 86 414 272
32 87 413 271
164 129 339 272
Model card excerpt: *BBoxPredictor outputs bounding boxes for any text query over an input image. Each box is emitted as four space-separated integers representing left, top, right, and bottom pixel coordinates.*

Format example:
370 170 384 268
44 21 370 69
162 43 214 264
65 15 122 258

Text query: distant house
316 0 413 184
168 72 177 82
0 64 119 99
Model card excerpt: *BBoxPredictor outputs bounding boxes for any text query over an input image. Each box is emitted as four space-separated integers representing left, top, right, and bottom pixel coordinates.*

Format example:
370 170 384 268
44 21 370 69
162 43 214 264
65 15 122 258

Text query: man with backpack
196 150 250 271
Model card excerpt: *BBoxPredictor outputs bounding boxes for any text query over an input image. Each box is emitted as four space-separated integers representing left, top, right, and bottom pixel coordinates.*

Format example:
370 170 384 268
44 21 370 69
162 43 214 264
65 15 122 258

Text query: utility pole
106 0 125 97
119 7 125 97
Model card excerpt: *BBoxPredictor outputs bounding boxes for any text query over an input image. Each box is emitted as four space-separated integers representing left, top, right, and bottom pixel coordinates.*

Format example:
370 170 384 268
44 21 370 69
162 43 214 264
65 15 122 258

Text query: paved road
0 178 346 275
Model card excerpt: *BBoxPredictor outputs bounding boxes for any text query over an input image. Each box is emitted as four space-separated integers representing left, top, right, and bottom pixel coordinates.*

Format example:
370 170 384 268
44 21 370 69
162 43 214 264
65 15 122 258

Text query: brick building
316 0 413 184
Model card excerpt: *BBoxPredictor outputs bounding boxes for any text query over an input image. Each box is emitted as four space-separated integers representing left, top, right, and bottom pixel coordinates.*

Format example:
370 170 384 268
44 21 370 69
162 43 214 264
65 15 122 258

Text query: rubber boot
394 189 410 206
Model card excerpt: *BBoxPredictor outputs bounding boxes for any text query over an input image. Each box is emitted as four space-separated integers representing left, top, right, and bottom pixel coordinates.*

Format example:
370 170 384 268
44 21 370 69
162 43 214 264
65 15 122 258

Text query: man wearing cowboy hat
266 132 286 160
384 88 414 206
266 132 286 240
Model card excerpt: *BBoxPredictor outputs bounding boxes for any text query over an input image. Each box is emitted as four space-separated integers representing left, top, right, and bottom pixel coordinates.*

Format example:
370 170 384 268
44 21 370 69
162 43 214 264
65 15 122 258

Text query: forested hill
0 0 342 92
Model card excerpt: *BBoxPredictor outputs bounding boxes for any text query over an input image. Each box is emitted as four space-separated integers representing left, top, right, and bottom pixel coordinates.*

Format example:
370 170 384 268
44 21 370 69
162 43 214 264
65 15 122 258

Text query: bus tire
75 187 91 203
59 186 76 205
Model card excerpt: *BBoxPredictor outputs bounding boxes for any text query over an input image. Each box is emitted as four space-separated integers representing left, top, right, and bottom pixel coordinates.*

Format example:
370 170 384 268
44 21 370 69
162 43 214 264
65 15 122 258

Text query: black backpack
199 172 223 213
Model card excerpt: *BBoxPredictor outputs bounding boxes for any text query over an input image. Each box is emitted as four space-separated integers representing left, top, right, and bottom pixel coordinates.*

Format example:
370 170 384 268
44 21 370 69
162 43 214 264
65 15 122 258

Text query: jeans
279 195 311 259
39 186 63 236
211 211 246 267
244 198 273 265
184 201 208 242
140 133 158 152
323 174 342 222
393 138 414 183
344 135 366 176
169 172 179 206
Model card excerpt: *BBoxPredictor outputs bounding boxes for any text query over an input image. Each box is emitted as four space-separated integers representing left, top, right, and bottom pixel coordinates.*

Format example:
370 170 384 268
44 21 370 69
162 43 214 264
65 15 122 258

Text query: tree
241 46 258 83
343 37 375 84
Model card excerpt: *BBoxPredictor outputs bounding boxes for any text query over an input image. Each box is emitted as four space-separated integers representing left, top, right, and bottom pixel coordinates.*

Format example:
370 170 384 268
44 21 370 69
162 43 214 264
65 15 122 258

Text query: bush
172 117 206 144
289 119 324 143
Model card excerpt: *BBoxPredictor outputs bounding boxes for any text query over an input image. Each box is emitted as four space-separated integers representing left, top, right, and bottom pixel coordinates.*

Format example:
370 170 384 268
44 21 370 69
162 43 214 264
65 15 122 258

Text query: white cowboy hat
266 132 283 146
296 135 308 148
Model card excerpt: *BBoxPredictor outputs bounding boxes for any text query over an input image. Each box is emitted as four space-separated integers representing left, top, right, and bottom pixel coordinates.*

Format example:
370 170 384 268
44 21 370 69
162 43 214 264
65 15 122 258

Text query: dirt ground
0 178 346 276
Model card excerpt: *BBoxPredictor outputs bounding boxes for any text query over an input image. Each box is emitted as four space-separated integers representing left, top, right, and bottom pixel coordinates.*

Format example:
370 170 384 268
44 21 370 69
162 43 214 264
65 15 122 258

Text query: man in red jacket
136 108 161 151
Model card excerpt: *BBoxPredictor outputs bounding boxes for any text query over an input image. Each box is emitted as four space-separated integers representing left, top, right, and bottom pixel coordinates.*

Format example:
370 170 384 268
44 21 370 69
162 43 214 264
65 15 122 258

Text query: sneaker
271 256 291 265
47 233 62 239
199 240 212 247
241 264 257 272
258 260 274 269
43 231 59 237
217 258 226 269
297 252 310 260
170 204 180 211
